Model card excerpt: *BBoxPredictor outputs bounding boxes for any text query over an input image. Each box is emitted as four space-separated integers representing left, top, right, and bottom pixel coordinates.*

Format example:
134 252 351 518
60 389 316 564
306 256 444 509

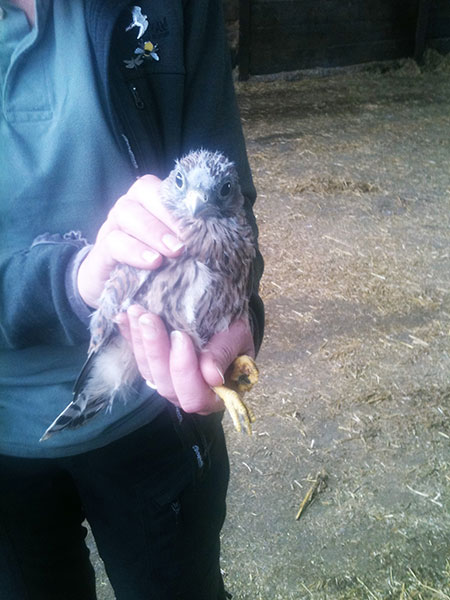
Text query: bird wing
76 263 149 395
88 264 149 354
40 265 149 441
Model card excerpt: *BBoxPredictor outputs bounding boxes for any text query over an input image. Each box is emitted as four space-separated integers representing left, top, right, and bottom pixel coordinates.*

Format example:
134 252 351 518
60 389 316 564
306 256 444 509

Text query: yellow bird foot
213 355 258 435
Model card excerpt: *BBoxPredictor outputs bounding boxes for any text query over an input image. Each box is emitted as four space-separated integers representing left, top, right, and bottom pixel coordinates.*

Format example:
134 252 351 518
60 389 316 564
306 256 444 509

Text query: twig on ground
295 469 328 520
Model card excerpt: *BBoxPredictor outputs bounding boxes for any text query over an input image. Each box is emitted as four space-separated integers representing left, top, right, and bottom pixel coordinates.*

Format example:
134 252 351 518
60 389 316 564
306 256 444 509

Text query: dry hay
283 175 382 197
220 63 450 600
421 48 450 73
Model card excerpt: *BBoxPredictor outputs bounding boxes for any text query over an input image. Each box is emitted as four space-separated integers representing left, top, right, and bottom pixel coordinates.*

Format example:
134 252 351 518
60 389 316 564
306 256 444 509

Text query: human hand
115 308 255 415
77 176 185 308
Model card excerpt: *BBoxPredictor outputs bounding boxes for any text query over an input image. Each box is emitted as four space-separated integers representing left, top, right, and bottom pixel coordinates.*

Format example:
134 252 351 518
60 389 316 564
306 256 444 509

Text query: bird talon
213 355 258 435
213 385 253 434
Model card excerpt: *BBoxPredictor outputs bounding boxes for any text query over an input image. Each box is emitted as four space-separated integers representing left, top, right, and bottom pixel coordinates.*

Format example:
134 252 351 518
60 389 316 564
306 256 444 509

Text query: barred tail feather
39 391 110 441
40 336 139 441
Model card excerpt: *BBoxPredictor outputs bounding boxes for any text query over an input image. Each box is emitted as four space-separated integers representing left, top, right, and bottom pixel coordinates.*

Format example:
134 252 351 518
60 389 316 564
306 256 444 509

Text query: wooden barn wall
237 0 450 77
428 0 450 54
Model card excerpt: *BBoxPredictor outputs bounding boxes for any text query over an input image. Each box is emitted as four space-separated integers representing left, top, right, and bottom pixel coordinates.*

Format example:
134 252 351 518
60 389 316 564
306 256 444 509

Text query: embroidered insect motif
135 40 160 61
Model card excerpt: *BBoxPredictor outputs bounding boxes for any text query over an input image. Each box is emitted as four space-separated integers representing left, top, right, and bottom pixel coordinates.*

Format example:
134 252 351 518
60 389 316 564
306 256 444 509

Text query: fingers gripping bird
41 151 258 442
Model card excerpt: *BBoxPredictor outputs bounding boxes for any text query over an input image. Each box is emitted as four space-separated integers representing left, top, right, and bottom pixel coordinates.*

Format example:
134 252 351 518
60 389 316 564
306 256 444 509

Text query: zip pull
130 84 145 109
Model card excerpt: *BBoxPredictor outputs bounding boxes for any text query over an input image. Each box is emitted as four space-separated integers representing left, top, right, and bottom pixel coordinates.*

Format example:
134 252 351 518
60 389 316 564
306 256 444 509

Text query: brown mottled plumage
41 150 255 440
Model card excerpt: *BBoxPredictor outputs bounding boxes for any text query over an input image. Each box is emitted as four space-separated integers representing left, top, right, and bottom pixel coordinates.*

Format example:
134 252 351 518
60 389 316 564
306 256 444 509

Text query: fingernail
170 330 184 347
142 249 160 264
162 234 184 252
215 365 225 385
146 379 157 389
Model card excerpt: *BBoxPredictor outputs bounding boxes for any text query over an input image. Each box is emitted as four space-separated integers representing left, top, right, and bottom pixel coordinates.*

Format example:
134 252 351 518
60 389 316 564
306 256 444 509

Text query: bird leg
213 355 258 435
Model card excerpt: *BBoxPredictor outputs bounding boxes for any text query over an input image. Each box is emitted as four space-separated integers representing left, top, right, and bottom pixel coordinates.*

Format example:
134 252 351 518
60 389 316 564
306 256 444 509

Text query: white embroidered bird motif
125 6 148 39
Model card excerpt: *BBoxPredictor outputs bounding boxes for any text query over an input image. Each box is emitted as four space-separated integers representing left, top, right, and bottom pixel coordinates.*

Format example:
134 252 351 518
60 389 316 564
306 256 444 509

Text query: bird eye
220 181 232 197
175 172 184 189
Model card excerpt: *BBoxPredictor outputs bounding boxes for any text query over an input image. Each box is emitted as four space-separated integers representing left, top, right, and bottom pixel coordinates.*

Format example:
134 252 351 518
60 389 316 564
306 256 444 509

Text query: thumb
200 319 255 388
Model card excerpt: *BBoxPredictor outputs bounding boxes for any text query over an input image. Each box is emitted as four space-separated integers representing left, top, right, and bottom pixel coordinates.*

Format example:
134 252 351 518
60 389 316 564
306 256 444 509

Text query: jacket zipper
115 83 148 174
119 82 152 174
129 84 145 110
121 80 165 177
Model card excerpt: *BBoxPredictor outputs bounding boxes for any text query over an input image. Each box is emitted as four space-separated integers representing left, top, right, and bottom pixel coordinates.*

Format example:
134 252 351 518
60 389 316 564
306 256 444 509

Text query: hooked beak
185 189 208 216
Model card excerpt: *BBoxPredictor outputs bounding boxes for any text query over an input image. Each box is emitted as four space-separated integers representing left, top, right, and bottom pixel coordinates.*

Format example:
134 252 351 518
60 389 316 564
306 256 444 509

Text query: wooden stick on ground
295 469 327 520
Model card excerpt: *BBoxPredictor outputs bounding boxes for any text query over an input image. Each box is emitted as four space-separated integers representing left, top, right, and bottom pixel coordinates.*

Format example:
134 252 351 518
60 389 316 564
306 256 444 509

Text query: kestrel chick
41 150 258 441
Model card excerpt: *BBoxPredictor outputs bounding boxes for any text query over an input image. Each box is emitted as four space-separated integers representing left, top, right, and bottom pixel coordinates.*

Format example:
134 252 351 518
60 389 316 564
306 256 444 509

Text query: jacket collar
85 0 131 84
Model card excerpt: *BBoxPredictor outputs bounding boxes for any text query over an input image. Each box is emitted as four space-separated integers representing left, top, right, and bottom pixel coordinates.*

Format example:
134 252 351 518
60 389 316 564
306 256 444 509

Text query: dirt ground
90 53 450 599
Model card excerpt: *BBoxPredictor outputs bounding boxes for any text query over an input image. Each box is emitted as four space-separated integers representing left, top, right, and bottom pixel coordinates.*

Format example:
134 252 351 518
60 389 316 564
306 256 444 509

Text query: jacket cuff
65 246 94 327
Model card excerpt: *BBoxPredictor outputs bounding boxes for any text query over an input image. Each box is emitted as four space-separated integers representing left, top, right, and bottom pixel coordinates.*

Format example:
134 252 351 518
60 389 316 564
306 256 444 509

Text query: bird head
162 150 244 221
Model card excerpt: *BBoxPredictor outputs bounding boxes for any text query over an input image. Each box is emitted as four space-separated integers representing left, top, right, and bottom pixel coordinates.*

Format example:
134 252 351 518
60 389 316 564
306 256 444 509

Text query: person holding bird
0 2 264 600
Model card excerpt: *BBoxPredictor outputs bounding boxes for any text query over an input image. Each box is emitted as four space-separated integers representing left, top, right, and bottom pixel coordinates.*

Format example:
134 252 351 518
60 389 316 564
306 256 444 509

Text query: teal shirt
0 1 165 457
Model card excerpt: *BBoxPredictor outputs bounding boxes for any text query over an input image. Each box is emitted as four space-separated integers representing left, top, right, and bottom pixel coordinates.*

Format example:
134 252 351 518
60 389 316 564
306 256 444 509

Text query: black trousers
0 406 229 600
